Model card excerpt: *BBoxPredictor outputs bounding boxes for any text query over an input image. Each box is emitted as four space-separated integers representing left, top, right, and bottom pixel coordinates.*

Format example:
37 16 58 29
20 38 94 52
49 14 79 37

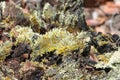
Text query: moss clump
10 25 39 45
10 26 87 59
0 41 12 63
31 28 84 59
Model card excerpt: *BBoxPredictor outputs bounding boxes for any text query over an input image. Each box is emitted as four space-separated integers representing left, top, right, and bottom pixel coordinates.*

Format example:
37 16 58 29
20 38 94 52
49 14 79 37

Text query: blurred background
84 0 120 36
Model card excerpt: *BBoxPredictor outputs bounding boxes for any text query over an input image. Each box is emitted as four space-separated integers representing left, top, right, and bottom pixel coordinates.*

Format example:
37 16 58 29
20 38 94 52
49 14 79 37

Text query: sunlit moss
10 26 90 60
10 25 39 45
31 28 84 58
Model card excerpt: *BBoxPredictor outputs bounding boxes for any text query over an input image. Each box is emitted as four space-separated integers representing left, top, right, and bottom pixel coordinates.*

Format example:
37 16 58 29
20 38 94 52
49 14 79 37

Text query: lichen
108 48 120 65
95 48 120 69
10 26 87 59
45 58 82 80
0 66 17 80
29 10 44 32
10 25 39 45
1 0 119 79
42 3 55 20
0 41 12 63
31 28 84 58
40 0 87 31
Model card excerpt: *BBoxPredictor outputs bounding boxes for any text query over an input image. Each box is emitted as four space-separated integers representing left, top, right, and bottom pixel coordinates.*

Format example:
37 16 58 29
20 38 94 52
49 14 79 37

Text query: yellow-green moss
10 26 87 59
32 28 83 58
10 25 39 45
0 41 12 63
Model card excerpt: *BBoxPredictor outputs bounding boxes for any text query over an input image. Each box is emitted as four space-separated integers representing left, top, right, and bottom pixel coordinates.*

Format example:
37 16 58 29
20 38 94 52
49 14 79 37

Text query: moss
95 48 120 69
10 26 87 59
0 41 12 63
42 3 55 20
31 28 84 59
9 25 93 61
29 10 44 33
1 0 120 79
10 25 39 45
